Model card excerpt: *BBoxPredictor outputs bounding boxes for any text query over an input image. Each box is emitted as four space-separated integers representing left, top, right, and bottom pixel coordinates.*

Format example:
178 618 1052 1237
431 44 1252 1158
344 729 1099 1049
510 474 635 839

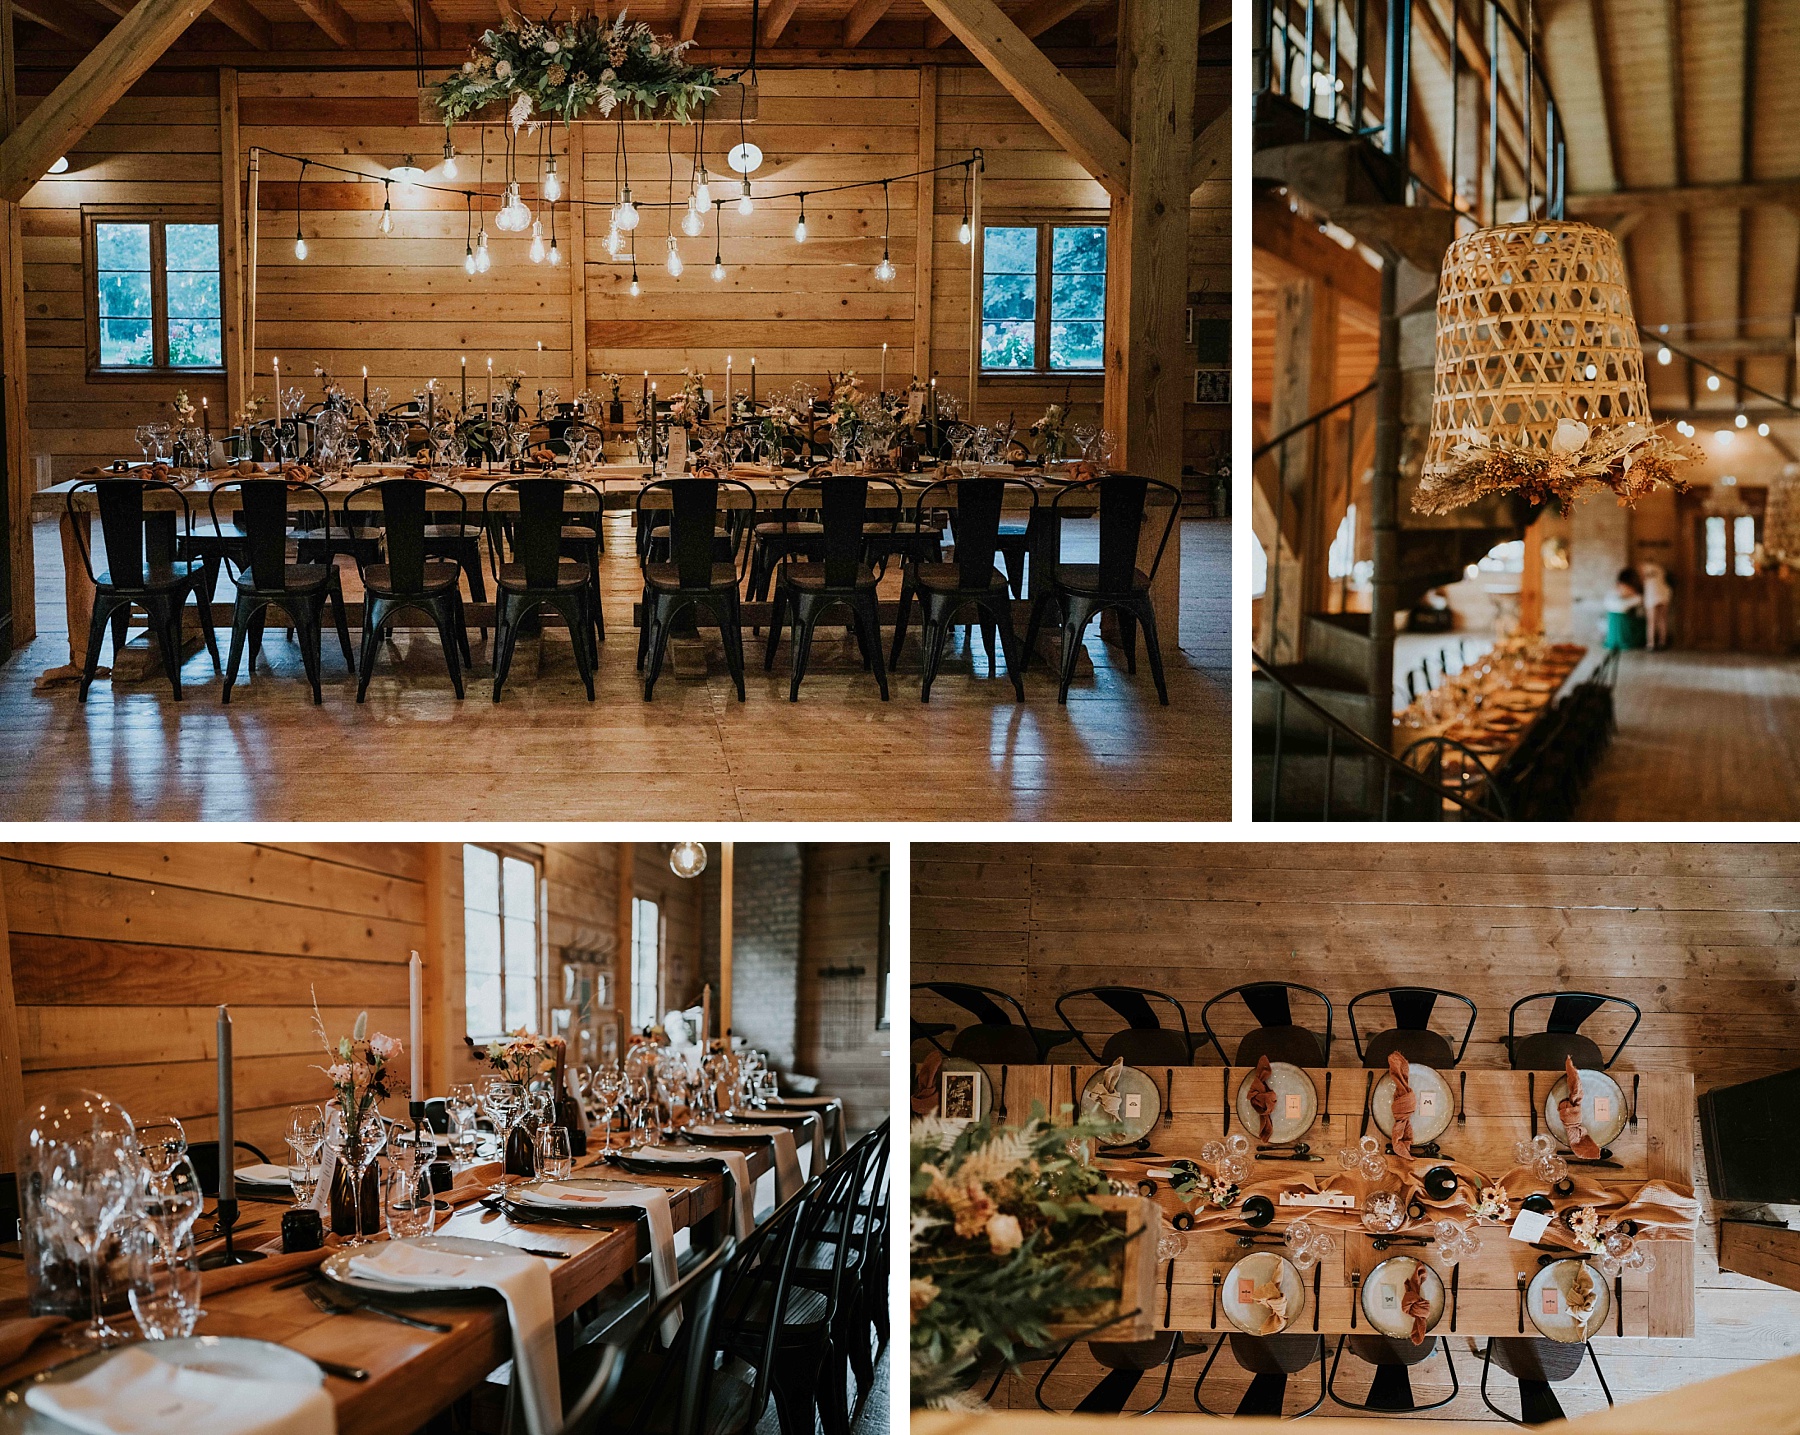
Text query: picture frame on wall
1194 368 1230 404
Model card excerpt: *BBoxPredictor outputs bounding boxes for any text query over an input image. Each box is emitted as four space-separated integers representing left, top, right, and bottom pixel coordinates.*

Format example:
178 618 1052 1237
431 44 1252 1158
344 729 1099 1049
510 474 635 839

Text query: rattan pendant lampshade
1764 464 1800 565
1416 220 1693 515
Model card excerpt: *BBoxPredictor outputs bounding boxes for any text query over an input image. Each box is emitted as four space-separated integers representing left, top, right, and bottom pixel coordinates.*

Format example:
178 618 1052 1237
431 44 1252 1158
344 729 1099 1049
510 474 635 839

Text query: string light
497 180 531 231
794 193 807 243
737 177 754 216
874 181 895 282
1736 412 1748 429
1707 373 1722 392
695 163 713 212
958 161 972 244
712 202 725 282
605 223 623 257
682 197 704 236
1656 345 1672 365
441 134 459 180
530 219 546 263
293 160 308 259
616 185 640 229
476 227 491 273
1759 422 1770 436
666 235 683 276
464 191 476 274
548 200 561 266
378 178 393 235
543 156 561 203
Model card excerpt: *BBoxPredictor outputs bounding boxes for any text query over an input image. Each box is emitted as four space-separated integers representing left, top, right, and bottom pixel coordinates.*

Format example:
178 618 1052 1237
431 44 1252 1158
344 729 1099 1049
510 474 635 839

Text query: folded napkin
1247 1055 1277 1142
773 1097 848 1158
25 1347 335 1435
911 1052 943 1115
1559 1057 1602 1159
1249 1278 1289 1336
520 1182 682 1344
729 1111 826 1180
620 1146 755 1239
1388 1052 1416 1159
691 1124 802 1204
1401 1264 1432 1345
1093 1058 1128 1124
346 1242 560 1435
1566 1260 1599 1329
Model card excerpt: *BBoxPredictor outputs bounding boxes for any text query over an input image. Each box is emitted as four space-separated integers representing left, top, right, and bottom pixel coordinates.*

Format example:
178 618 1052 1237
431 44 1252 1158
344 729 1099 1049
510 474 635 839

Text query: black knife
1528 1073 1538 1138
997 1065 1008 1120
1163 1260 1175 1324
315 1359 368 1382
1210 1271 1220 1330
1615 1275 1624 1337
1450 1264 1460 1332
1312 1263 1321 1331
1349 1271 1360 1329
1222 1068 1231 1137
1359 1071 1373 1138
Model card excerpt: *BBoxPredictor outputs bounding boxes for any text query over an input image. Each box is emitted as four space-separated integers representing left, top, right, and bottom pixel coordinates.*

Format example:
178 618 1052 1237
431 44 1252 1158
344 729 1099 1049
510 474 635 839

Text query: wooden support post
219 69 244 421
565 130 587 398
0 0 30 653
0 858 24 1172
967 155 982 422
912 66 937 385
1103 0 1198 644
245 148 259 398
718 840 733 1038
420 843 462 1097
615 842 634 1032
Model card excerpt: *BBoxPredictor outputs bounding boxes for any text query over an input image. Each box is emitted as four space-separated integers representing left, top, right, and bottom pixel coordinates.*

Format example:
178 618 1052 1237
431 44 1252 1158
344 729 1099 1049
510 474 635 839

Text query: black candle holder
197 1196 267 1268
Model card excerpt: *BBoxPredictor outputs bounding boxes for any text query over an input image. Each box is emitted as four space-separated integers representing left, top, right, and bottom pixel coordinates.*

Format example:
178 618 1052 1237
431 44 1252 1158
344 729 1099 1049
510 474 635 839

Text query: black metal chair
1328 1333 1459 1413
1199 982 1334 1067
1399 735 1511 819
1507 992 1642 1071
342 478 473 701
186 1139 272 1198
1023 473 1181 705
483 477 601 702
888 475 1034 702
635 476 756 701
211 478 355 705
1053 987 1201 1066
67 476 222 701
1031 1332 1208 1414
1193 1333 1327 1418
1479 1338 1613 1425
763 471 900 702
910 982 1071 1064
1348 988 1479 1069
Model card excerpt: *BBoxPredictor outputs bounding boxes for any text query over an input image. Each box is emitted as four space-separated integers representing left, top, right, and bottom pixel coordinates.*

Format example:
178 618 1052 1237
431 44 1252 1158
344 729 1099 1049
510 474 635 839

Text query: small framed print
1194 368 1230 405
941 1069 981 1122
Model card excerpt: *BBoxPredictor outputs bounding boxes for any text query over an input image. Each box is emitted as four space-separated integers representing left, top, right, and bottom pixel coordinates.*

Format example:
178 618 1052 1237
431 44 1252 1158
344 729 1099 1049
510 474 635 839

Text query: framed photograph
1194 367 1230 404
941 1069 981 1122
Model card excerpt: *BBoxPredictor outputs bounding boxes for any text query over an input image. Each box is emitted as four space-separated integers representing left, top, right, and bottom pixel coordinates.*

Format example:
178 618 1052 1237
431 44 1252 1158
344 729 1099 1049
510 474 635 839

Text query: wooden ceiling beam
386 0 437 51
759 0 801 44
1190 107 1225 192
1017 0 1088 40
1197 0 1228 36
89 0 271 49
289 0 355 48
1568 178 1800 217
841 0 894 48
677 0 702 43
0 0 208 202
11 0 105 46
920 0 1128 197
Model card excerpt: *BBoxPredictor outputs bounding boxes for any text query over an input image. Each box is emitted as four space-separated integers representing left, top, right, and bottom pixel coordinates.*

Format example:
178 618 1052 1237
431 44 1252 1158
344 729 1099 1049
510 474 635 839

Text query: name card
1594 1096 1611 1121
1279 1190 1356 1209
1238 1277 1255 1303
1284 1093 1304 1119
907 391 925 421
1542 1287 1561 1315
1123 1094 1142 1118
1419 1091 1438 1114
1379 1283 1399 1312
1510 1210 1553 1243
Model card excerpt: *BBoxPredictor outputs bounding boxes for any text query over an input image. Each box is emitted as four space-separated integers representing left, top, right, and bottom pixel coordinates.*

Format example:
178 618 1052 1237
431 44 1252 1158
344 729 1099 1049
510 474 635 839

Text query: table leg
33 512 106 690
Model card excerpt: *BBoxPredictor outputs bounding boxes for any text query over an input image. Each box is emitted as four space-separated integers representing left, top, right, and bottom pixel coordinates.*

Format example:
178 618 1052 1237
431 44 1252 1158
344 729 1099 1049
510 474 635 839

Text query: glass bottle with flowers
469 1029 561 1176
312 1003 406 1241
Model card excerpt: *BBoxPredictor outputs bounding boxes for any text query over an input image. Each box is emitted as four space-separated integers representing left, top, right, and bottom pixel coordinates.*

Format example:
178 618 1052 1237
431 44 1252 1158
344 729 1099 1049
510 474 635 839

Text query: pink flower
327 1063 352 1085
368 1033 402 1061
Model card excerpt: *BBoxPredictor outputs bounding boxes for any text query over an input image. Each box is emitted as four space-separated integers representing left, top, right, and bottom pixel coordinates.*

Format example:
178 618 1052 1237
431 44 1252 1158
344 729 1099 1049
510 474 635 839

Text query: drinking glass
1362 1190 1405 1233
46 1141 137 1348
534 1127 572 1182
481 1079 524 1182
1337 1134 1389 1180
1284 1218 1336 1271
286 1142 321 1207
384 1155 436 1240
589 1066 625 1149
288 1105 326 1162
127 1231 202 1341
136 1117 187 1179
138 1157 203 1262
327 1108 389 1245
135 424 159 464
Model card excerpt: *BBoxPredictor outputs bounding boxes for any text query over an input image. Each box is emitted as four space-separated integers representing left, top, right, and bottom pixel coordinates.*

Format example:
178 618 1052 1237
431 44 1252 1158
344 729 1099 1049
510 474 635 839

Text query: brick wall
700 843 803 1066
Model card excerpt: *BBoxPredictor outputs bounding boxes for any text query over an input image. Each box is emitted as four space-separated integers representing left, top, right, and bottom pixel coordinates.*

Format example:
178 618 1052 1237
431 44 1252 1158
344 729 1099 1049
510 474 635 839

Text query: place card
1279 1190 1356 1209
1284 1093 1304 1119
1419 1091 1438 1114
1238 1276 1255 1303
1510 1209 1553 1243
1123 1094 1142 1118
1378 1283 1399 1312
1594 1096 1612 1121
1542 1287 1561 1315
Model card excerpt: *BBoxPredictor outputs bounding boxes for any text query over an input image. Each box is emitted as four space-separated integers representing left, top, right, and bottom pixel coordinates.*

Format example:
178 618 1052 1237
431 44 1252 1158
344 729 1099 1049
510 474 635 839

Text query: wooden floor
914 842 1800 1422
0 516 1230 822
1577 650 1800 821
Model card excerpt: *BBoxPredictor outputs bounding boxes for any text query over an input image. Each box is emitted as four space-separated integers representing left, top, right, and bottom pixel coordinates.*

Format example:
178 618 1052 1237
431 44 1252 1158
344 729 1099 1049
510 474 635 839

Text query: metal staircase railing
1252 650 1505 821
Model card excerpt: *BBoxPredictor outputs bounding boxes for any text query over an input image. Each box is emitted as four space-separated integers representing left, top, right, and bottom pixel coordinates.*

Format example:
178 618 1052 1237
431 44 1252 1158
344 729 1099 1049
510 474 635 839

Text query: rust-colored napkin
1559 1057 1602 1158
912 1051 944 1115
1250 1277 1290 1335
1248 1055 1277 1141
1388 1052 1417 1159
1401 1263 1432 1345
0 1316 65 1369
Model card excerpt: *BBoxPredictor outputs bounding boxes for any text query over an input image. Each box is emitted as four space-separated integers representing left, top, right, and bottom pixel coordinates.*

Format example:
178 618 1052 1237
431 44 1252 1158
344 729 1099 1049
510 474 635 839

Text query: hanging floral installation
436 10 720 128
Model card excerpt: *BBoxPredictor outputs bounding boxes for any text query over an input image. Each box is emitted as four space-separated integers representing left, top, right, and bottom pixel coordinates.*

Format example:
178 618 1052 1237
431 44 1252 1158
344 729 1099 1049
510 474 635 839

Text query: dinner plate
1528 1258 1610 1342
320 1234 523 1298
0 1338 322 1433
1079 1064 1160 1143
1543 1069 1628 1147
233 1163 295 1189
508 1176 650 1209
1371 1063 1455 1144
1360 1256 1446 1340
1221 1252 1305 1336
1236 1062 1317 1145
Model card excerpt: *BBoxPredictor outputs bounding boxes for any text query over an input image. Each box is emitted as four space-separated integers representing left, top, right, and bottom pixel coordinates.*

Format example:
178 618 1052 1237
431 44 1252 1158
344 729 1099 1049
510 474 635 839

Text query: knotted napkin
1559 1057 1602 1159
25 1347 335 1435
1388 1052 1417 1159
912 1052 944 1115
1249 1277 1289 1336
1401 1263 1432 1345
1247 1055 1277 1142
1093 1059 1128 1123
1567 1260 1599 1330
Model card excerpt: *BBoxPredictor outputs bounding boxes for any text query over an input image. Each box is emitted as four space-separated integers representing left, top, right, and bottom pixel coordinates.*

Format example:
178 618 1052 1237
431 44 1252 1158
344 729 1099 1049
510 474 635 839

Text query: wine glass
136 1117 187 1179
327 1107 389 1245
589 1066 625 1150
534 1127 572 1183
481 1079 524 1182
1085 427 1116 472
135 424 159 464
137 1156 203 1264
384 1153 436 1241
46 1140 137 1348
126 1230 202 1341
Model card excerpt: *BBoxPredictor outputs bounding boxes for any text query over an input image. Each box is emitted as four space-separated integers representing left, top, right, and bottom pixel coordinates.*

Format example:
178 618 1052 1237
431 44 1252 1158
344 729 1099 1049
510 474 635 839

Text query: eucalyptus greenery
911 1107 1135 1409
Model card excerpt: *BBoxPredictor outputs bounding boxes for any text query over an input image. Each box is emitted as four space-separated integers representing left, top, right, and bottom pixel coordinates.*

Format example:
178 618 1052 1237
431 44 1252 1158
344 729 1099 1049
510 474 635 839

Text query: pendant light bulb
875 253 896 282
605 224 622 257
958 217 972 245
530 220 546 263
542 157 561 203
617 186 640 230
465 245 476 275
794 196 807 243
379 205 392 235
712 259 726 282
630 276 640 297
695 169 713 212
737 178 754 216
442 138 458 180
294 235 308 260
475 229 491 273
666 236 683 277
682 201 704 237
549 237 561 265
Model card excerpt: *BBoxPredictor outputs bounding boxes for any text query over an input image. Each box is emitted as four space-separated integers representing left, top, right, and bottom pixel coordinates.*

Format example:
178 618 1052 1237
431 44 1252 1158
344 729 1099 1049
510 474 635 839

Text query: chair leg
856 589 889 701
888 576 915 670
329 570 355 669
1134 595 1169 705
643 600 675 700
1119 607 1138 674
294 600 324 704
434 597 465 700
764 584 787 671
221 595 256 704
491 598 517 702
719 592 747 702
146 595 183 700
79 599 120 702
108 606 131 668
452 592 472 666
355 598 387 703
248 608 265 669
919 614 947 703
191 585 222 674
979 618 997 671
561 594 595 701
788 593 819 702
1059 596 1098 705
636 586 652 670
991 596 1026 702
1022 588 1053 673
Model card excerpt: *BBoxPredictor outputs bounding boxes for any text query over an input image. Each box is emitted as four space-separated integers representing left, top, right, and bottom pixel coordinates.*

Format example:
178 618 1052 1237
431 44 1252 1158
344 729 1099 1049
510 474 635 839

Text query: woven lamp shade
1765 465 1800 564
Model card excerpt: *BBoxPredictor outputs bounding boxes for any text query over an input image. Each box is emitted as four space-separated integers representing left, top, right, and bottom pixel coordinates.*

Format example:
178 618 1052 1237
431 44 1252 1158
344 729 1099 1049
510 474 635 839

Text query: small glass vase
328 1137 380 1240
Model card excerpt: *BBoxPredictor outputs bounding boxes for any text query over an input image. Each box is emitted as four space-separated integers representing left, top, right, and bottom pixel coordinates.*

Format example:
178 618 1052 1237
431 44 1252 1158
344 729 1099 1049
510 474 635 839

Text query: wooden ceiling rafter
386 0 438 52
289 0 355 48
11 0 104 47
758 0 801 44
677 0 703 42
841 0 895 48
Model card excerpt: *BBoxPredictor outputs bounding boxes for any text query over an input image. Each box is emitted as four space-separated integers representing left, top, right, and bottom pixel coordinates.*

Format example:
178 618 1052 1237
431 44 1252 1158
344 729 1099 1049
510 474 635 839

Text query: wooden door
1676 489 1793 652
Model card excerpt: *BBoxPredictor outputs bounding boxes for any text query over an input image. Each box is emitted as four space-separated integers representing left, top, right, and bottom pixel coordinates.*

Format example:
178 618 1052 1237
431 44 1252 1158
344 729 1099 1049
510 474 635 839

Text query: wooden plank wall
632 842 706 1019
797 841 890 1135
912 841 1800 1421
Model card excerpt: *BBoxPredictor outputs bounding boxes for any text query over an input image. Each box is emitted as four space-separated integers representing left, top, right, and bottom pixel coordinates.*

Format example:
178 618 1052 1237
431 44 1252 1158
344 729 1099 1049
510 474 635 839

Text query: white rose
1552 418 1591 454
462 60 474 73
985 1212 1023 1255
544 38 559 52
495 59 512 79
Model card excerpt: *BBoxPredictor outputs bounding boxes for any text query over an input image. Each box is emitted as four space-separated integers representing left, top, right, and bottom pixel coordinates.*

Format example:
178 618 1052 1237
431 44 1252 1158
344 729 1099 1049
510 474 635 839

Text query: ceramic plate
1543 1069 1628 1147
509 1176 650 1209
1080 1065 1161 1143
1360 1257 1446 1340
320 1234 523 1298
1236 1062 1318 1145
1221 1252 1305 1336
233 1163 295 1188
0 1338 321 1433
1528 1258 1611 1342
1371 1064 1455 1144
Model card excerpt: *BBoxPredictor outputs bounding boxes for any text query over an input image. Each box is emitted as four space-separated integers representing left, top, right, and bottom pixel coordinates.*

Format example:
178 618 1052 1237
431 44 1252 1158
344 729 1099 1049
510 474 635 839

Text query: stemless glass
384 1155 436 1241
534 1127 572 1182
46 1142 136 1348
127 1231 202 1341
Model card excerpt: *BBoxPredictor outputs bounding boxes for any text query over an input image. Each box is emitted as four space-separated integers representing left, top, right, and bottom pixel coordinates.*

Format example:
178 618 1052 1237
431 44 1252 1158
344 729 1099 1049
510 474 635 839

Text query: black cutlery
1370 1234 1430 1250
305 1282 453 1333
1163 1260 1175 1324
1256 1151 1323 1162
1069 1065 1078 1114
1558 1156 1623 1170
1210 1271 1220 1330
1312 1263 1321 1332
1458 1071 1467 1125
1322 1071 1331 1128
516 1246 572 1260
1349 1271 1360 1329
1221 1069 1231 1137
1615 1275 1624 1336
1359 1071 1373 1138
314 1359 368 1382
1163 1069 1174 1126
1450 1265 1460 1332
997 1066 1008 1121
1528 1073 1537 1138
1517 1272 1527 1333
1630 1074 1640 1129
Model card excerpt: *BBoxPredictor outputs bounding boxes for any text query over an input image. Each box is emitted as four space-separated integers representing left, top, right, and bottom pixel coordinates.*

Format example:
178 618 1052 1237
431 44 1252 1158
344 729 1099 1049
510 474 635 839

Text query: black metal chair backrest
1199 981 1335 1067
706 1174 819 1434
1054 986 1198 1066
483 476 602 588
1347 987 1479 1068
342 478 467 592
912 980 1068 1063
185 1139 272 1198
1508 991 1642 1070
208 478 332 592
67 477 192 585
636 475 757 588
913 475 1038 588
781 470 903 586
1048 472 1182 595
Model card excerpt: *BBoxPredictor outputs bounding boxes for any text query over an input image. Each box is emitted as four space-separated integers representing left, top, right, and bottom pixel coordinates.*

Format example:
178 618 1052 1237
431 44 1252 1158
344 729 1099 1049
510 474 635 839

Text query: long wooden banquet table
0 1129 795 1435
31 463 1117 681
1002 1063 1695 1340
